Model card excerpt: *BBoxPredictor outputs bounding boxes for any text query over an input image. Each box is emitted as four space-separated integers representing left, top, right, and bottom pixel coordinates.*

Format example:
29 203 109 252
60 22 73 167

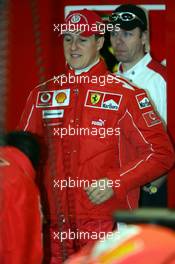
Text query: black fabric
139 180 167 208
110 4 147 31
5 131 40 169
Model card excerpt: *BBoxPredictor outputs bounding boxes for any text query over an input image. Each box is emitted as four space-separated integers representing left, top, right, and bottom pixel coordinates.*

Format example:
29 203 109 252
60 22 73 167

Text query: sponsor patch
53 90 70 106
37 89 70 107
142 111 161 127
102 93 121 110
37 92 53 107
91 93 102 105
71 15 81 23
85 90 122 111
42 109 64 119
136 93 151 109
91 119 106 127
55 92 67 103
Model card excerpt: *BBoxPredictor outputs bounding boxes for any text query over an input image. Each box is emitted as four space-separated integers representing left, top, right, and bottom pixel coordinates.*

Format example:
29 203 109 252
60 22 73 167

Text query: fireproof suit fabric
116 53 167 207
18 59 174 263
0 146 43 264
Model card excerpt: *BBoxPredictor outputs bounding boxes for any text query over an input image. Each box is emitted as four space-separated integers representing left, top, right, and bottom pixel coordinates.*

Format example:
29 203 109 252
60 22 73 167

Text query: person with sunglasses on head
109 4 168 207
18 8 174 264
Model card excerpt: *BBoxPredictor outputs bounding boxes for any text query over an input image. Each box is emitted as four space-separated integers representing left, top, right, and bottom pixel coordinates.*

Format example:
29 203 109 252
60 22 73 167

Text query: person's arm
142 76 167 194
18 88 43 135
107 88 174 198
142 175 166 194
157 75 167 126
143 76 167 193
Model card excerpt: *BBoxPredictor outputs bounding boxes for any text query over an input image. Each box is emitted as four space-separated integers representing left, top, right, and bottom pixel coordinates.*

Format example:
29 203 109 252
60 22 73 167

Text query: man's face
110 27 146 64
63 33 104 70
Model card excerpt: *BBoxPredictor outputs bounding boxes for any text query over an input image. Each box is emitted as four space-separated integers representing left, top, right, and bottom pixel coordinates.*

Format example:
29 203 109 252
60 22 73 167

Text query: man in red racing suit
18 9 174 264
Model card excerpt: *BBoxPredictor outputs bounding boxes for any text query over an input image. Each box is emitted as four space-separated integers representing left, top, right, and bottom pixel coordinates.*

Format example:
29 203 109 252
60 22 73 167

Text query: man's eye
79 38 87 42
64 36 71 42
111 31 118 37
123 31 132 37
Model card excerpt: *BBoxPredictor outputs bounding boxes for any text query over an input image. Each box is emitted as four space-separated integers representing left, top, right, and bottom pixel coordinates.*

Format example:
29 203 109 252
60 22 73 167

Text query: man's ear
141 30 148 46
96 36 105 51
141 30 150 52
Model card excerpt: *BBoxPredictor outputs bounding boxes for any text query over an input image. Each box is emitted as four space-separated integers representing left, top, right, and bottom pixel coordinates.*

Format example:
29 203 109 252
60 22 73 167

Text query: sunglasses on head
110 11 144 25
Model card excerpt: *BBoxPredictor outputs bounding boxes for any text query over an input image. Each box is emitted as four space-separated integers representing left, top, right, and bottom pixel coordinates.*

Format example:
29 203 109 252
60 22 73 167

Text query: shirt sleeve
158 76 167 125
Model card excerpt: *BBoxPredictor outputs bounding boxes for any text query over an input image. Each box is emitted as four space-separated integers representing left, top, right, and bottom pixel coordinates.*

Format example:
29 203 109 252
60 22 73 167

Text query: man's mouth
71 54 82 58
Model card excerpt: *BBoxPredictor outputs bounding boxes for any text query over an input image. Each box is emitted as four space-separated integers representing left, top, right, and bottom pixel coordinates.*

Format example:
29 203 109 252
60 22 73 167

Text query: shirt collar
66 58 107 78
74 59 100 75
118 53 152 77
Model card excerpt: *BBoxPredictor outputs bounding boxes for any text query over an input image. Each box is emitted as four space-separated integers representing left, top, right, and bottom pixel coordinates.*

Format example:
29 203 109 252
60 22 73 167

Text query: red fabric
147 59 167 81
65 225 175 264
43 220 114 264
65 9 104 37
0 146 43 264
167 0 175 208
18 59 174 261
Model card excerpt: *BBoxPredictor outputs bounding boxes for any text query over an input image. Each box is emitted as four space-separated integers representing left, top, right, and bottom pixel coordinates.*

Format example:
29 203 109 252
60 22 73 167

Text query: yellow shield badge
91 93 101 105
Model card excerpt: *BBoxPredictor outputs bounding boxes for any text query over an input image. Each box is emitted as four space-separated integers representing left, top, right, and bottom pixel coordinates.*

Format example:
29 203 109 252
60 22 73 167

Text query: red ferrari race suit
18 59 174 263
0 146 43 264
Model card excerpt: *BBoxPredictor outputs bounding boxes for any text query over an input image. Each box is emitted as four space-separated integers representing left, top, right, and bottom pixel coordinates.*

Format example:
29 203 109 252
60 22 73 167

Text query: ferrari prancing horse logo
91 93 101 105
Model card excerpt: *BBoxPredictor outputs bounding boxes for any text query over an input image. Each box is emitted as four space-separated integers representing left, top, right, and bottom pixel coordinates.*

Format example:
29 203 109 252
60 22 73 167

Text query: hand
85 178 114 205
142 175 166 194
142 185 157 195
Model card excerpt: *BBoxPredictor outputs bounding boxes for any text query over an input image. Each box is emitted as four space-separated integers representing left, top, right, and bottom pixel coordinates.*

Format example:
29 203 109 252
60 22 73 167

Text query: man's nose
70 39 78 50
115 33 124 44
111 33 123 48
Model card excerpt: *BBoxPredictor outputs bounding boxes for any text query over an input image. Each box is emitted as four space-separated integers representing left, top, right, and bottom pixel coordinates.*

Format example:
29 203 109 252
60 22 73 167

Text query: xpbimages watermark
53 22 120 35
53 229 120 242
53 126 120 139
53 177 121 190
53 73 120 86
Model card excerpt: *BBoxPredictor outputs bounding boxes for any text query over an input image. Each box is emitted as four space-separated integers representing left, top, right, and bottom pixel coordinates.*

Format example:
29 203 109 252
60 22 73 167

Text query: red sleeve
18 88 43 135
0 150 43 264
107 88 175 196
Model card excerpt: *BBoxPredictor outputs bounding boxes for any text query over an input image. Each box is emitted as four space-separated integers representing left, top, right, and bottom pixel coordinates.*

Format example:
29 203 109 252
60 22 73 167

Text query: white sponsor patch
52 89 70 107
102 99 119 110
136 93 151 109
36 89 70 108
42 109 64 119
91 119 106 127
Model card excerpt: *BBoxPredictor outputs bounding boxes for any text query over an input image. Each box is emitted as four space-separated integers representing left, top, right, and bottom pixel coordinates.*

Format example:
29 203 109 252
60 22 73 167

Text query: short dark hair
4 131 40 169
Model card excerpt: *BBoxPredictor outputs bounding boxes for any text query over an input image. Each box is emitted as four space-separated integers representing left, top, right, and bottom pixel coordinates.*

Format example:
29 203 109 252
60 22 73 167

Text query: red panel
5 0 175 207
